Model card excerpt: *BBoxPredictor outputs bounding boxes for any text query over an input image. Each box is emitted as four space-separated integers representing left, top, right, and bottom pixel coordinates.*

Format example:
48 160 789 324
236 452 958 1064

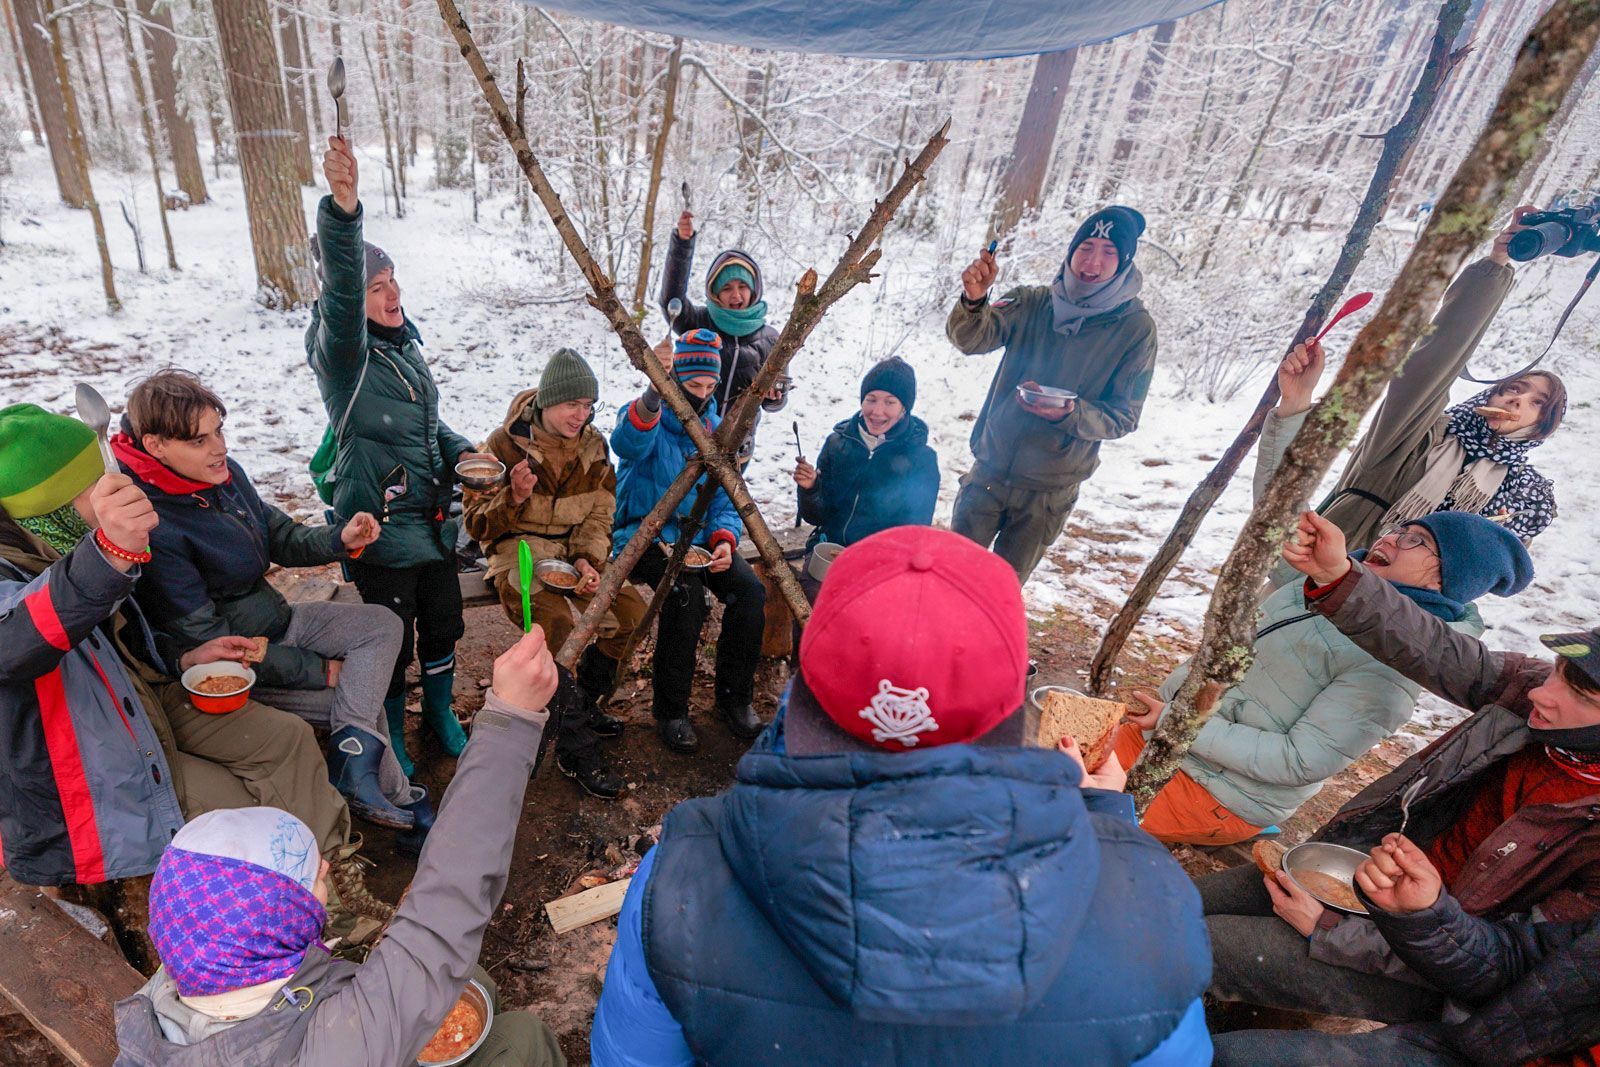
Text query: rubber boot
328 726 415 830
420 660 468 756
384 695 414 778
395 785 436 858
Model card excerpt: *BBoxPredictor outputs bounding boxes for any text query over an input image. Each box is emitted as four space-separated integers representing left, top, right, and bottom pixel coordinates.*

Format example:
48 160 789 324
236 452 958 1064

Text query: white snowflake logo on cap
1091 219 1115 240
858 680 939 747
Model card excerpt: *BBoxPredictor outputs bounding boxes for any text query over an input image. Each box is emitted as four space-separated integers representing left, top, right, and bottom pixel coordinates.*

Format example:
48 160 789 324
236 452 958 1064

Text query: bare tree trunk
134 0 206 204
1126 0 1600 810
990 47 1076 236
1101 21 1175 200
374 13 406 199
213 0 312 307
435 0 947 662
2 0 42 144
43 0 116 309
118 0 175 269
276 0 314 184
1090 0 1473 697
12 0 84 204
63 12 98 129
632 36 681 314
362 30 404 217
86 11 122 152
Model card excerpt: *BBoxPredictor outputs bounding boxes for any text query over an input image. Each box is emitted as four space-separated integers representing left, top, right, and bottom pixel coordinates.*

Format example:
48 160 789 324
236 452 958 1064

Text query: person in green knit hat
0 403 395 925
463 348 645 800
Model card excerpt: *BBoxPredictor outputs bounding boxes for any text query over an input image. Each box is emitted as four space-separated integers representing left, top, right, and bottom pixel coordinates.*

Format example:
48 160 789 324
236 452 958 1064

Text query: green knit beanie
0 403 103 519
536 348 600 410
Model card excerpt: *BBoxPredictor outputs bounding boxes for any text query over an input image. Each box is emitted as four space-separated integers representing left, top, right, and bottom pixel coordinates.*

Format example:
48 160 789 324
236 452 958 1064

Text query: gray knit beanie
364 242 394 283
537 349 600 410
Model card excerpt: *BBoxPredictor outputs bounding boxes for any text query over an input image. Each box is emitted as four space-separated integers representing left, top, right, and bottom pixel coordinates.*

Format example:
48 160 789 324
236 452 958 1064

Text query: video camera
1508 198 1600 261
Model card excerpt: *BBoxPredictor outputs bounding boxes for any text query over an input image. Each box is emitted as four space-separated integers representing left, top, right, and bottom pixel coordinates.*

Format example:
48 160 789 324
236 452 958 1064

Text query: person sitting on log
947 207 1158 583
1199 512 1600 1042
611 330 766 755
661 208 787 461
1213 833 1600 1066
1267 206 1565 561
589 526 1212 1067
0 404 388 926
1112 342 1534 847
792 356 939 599
112 370 429 844
113 628 568 1067
461 348 644 801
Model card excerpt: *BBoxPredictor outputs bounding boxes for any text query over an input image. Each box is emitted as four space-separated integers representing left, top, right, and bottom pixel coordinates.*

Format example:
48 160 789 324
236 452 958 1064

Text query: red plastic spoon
1313 291 1374 344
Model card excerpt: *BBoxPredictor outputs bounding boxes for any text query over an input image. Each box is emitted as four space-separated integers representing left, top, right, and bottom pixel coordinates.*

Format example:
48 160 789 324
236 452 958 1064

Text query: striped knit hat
0 403 103 519
673 328 723 384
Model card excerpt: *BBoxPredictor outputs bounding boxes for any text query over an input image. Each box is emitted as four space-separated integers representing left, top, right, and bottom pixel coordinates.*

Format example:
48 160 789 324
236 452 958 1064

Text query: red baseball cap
796 526 1030 752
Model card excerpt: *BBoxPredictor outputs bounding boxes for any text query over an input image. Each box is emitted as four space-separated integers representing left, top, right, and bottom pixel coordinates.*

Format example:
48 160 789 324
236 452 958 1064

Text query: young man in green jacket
947 206 1158 582
309 136 495 776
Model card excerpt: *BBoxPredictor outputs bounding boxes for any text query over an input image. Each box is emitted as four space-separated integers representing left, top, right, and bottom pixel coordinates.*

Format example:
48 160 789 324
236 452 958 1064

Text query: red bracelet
95 528 153 564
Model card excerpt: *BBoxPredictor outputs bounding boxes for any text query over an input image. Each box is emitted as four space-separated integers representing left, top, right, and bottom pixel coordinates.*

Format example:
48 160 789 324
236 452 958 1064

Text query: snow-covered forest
3 0 1598 736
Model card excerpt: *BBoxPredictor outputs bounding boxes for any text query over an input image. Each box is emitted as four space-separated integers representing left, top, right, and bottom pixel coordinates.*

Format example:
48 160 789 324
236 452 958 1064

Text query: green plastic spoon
517 540 534 633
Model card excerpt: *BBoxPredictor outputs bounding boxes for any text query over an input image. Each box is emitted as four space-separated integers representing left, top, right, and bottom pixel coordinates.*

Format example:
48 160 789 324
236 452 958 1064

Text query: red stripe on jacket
628 400 661 432
34 670 107 883
25 586 70 650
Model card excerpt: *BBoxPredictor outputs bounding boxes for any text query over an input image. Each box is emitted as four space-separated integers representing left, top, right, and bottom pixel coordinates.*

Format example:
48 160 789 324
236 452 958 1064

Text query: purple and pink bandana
149 846 327 997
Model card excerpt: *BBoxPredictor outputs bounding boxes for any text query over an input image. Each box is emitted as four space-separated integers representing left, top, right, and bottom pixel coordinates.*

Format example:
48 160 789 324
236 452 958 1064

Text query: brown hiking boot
326 839 394 932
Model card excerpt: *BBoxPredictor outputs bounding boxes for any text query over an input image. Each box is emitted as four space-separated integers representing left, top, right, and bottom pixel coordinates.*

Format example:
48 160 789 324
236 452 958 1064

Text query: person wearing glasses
1109 365 1535 846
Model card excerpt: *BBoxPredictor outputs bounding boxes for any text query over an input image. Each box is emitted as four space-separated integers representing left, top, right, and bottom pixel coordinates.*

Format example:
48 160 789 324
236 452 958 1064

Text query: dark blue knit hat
1068 206 1146 269
861 357 916 413
673 328 722 384
1409 511 1534 604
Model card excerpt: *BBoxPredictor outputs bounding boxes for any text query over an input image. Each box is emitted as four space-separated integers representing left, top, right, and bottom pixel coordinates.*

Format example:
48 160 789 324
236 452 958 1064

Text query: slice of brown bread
243 636 268 666
1035 691 1127 772
1252 840 1287 877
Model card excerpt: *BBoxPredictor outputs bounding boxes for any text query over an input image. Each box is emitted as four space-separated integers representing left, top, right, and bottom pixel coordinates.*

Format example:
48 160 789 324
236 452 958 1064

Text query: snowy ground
3 139 1596 741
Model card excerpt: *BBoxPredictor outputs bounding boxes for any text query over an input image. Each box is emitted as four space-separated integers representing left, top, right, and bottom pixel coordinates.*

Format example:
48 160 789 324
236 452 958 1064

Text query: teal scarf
16 503 93 555
707 300 768 338
1351 550 1467 621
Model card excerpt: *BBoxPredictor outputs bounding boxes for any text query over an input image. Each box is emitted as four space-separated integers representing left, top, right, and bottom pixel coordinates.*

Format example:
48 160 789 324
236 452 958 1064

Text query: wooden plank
544 877 632 934
0 874 145 1067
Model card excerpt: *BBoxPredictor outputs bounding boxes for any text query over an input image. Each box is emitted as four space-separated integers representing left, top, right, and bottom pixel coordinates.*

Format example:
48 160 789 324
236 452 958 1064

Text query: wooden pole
1126 0 1600 810
1088 0 1474 696
632 36 682 314
436 0 947 659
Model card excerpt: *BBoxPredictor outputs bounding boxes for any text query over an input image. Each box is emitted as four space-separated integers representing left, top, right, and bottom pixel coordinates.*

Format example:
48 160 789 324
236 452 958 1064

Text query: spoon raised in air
74 383 120 476
327 58 347 142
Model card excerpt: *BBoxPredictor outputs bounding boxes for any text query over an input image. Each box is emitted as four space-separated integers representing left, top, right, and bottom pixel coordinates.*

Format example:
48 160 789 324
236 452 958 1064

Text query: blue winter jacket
591 696 1214 1066
609 395 743 557
797 413 939 551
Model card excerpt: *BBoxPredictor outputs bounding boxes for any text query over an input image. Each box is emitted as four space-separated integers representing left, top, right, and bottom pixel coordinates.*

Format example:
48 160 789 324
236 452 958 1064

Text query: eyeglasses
1376 525 1437 557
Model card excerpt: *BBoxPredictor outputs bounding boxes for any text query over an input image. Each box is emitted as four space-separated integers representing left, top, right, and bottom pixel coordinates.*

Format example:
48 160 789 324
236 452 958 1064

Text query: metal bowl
1026 683 1085 712
534 558 582 595
806 541 845 583
417 977 494 1066
1017 384 1077 408
454 458 506 491
1283 842 1370 914
660 541 713 569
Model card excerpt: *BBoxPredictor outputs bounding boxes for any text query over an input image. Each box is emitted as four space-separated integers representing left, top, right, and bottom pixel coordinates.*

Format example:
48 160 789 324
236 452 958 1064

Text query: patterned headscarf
1442 391 1555 540
149 809 326 997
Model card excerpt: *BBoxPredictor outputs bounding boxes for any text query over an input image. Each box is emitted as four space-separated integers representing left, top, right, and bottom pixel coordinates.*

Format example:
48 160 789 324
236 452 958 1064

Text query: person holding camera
1267 206 1567 552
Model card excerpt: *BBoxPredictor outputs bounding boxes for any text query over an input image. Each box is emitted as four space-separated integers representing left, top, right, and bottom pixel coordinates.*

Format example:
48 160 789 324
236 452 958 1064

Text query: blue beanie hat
1409 511 1534 604
1068 206 1146 269
861 357 916 413
672 328 723 384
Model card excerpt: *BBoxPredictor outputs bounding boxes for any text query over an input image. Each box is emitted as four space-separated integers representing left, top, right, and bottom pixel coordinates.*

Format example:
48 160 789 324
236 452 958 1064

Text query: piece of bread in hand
243 637 268 666
1252 840 1288 877
1035 690 1128 772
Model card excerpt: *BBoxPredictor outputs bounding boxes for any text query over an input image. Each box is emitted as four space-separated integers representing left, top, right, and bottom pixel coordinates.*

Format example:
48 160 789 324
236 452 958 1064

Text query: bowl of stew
180 662 256 715
417 978 493 1065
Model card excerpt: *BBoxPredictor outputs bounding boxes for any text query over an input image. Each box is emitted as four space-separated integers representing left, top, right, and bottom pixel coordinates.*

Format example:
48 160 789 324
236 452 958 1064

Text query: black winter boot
577 645 625 738
556 750 626 799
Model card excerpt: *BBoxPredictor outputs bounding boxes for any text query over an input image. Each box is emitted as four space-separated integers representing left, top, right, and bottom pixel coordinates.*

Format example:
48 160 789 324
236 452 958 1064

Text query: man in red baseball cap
589 526 1213 1067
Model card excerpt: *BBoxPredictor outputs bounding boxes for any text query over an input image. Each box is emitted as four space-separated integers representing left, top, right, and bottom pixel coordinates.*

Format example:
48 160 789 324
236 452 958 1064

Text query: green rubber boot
419 659 468 756
384 695 415 778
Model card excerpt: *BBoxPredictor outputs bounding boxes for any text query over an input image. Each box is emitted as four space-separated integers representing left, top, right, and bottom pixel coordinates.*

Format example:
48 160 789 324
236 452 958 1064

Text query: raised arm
658 216 704 332
310 138 369 382
297 630 556 1067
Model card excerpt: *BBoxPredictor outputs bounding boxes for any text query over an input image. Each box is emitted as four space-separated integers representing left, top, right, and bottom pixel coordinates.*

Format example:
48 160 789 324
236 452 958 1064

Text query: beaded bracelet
95 528 153 564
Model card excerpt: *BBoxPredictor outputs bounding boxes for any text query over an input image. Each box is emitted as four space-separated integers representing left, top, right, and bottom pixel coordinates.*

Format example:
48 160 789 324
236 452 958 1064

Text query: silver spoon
327 58 347 141
1397 776 1426 839
74 383 120 476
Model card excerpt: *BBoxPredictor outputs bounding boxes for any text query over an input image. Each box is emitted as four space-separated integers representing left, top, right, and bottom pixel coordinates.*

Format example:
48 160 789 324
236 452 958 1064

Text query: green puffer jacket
946 285 1157 491
1153 582 1484 828
306 197 474 569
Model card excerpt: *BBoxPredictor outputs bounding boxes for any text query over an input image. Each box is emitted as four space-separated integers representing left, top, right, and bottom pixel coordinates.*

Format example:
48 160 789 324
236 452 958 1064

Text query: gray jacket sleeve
1309 563 1506 711
1254 408 1309 505
294 692 549 1067
1309 914 1432 983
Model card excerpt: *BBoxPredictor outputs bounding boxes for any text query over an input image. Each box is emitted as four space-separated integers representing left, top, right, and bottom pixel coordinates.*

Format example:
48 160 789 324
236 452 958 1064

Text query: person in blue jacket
793 356 939 594
590 525 1213 1067
612 329 767 754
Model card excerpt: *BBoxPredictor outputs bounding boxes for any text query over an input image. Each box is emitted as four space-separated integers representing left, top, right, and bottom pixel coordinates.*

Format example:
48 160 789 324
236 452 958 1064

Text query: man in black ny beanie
946 205 1158 583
